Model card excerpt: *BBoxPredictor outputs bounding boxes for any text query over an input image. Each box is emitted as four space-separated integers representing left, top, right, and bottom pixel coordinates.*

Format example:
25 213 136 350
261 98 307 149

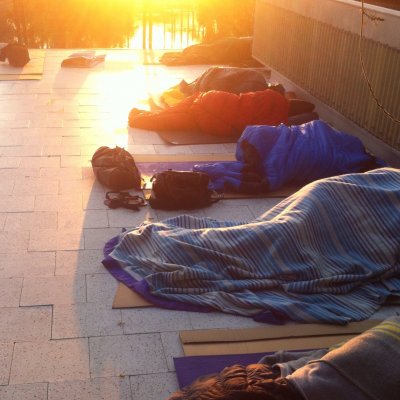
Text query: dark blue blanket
195 120 384 192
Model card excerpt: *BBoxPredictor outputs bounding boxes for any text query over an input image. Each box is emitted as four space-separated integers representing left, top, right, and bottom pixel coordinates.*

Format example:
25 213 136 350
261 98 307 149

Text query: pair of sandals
104 191 146 211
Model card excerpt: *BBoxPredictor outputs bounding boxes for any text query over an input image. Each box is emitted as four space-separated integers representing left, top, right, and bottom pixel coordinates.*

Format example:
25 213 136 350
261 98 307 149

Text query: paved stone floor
0 49 398 400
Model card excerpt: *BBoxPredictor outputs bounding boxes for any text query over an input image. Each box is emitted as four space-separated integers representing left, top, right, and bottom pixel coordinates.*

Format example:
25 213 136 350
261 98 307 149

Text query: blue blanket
194 120 384 192
103 168 400 324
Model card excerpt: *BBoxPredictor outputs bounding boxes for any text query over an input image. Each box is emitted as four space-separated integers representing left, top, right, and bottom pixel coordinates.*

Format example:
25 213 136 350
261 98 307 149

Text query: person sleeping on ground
129 88 315 137
159 36 259 67
193 120 385 194
160 66 273 107
167 317 400 400
103 168 400 325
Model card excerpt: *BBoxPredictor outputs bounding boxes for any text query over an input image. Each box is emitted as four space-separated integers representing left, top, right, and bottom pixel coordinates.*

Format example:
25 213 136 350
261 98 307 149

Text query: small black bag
91 146 141 191
148 170 218 210
0 43 30 67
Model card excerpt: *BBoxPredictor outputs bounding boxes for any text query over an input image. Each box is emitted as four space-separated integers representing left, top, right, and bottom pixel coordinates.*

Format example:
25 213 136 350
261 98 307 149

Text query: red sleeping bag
129 89 289 137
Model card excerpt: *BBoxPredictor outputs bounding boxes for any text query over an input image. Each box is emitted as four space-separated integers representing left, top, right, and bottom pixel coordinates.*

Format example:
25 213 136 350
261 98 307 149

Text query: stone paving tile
0 134 24 146
82 192 112 210
0 278 23 307
121 308 192 334
39 167 83 180
125 144 156 154
203 203 253 221
80 145 100 156
154 144 194 155
89 333 168 378
0 119 29 128
0 252 55 278
4 211 58 231
34 193 83 211
1 230 35 253
31 118 63 129
28 228 84 251
86 273 119 307
0 342 13 385
247 197 286 218
0 179 15 195
2 167 40 178
59 179 105 195
13 177 59 195
155 207 205 221
0 383 48 400
0 113 16 121
0 213 6 230
83 228 122 250
0 145 43 157
0 306 51 342
58 210 109 229
55 249 105 275
0 196 35 212
0 169 16 180
60 155 91 168
20 275 86 306
107 207 156 229
10 338 90 384
127 129 165 145
130 372 178 400
23 135 62 145
48 377 131 400
19 156 60 168
189 144 228 154
52 303 123 339
42 145 81 156
160 332 184 372
0 157 21 168
34 127 64 138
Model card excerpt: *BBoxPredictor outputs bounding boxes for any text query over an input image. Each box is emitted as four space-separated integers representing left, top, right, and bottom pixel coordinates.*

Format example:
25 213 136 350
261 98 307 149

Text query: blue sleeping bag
194 120 384 192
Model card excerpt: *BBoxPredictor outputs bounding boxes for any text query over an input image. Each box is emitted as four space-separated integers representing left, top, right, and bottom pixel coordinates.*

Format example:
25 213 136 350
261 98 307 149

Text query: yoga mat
157 130 239 145
0 49 45 80
174 352 269 388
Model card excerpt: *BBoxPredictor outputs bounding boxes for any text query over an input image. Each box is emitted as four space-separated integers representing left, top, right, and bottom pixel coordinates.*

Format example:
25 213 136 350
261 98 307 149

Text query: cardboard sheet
182 334 357 356
180 319 380 344
180 320 381 356
112 282 153 309
0 49 46 80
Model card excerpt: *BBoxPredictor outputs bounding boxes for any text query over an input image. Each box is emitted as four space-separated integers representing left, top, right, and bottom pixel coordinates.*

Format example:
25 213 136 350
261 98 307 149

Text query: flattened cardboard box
112 283 153 308
180 319 381 356
182 334 359 356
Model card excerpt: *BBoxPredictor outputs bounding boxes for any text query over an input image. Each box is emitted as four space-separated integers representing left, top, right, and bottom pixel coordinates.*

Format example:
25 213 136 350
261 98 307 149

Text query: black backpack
148 170 219 210
91 146 142 191
0 43 30 67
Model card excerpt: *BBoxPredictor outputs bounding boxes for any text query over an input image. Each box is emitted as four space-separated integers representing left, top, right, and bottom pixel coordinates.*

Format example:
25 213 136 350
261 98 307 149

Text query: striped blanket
103 168 400 324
